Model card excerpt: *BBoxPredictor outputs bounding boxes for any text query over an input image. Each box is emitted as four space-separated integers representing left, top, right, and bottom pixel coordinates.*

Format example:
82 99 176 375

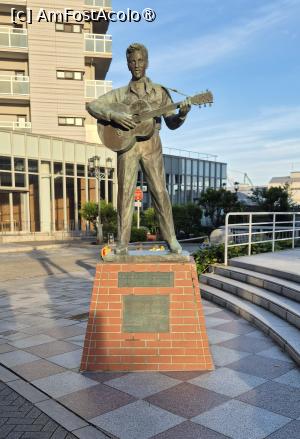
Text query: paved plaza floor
0 246 300 439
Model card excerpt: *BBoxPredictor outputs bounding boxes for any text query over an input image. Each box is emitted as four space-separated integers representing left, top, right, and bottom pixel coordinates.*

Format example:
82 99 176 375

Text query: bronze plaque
123 295 169 333
118 272 174 288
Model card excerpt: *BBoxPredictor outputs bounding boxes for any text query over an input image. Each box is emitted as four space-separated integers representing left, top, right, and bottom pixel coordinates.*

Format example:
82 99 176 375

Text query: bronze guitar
97 91 213 153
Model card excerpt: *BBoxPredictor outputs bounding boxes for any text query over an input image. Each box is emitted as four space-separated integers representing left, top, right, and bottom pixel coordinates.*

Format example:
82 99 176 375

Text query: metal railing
163 147 218 161
0 75 29 95
85 80 112 98
84 0 112 7
0 120 31 130
224 212 300 265
84 33 112 53
0 27 28 49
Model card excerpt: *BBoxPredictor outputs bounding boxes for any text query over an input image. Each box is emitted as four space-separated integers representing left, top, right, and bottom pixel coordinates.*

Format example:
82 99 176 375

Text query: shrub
130 227 148 242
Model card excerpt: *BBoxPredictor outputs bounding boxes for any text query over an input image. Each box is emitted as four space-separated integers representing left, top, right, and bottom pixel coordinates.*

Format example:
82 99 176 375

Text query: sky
107 0 300 186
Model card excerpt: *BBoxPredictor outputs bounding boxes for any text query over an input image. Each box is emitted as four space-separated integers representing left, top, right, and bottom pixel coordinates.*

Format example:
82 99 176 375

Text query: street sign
134 201 142 207
134 187 143 201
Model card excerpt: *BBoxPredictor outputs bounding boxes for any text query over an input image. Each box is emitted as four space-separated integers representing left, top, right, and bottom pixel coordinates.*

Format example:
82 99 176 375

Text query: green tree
198 188 241 227
250 185 296 211
79 201 98 230
79 201 117 236
172 203 202 236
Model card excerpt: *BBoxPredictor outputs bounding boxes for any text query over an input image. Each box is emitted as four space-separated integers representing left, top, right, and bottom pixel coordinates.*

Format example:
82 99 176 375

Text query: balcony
0 75 29 103
85 80 112 99
84 33 112 55
0 121 31 131
84 0 112 7
0 27 28 52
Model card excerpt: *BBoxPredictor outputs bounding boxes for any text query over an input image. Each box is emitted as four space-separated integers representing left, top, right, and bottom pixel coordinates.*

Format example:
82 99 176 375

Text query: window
14 157 25 172
28 159 38 173
66 163 74 176
57 70 83 80
77 164 85 176
0 156 11 171
0 172 12 186
55 23 82 33
58 117 84 127
54 162 63 175
15 173 25 187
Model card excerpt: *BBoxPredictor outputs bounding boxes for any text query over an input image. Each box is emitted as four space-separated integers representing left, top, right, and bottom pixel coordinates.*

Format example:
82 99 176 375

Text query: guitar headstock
191 90 213 107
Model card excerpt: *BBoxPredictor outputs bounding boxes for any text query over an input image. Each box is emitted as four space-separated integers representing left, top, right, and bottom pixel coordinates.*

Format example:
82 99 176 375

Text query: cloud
161 105 300 184
148 0 299 75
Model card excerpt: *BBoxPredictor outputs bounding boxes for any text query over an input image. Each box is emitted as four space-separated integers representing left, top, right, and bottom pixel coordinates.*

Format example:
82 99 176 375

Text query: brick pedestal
80 258 214 372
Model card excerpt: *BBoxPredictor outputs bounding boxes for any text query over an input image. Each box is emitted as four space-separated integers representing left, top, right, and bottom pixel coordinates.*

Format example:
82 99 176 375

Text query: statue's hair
126 43 148 63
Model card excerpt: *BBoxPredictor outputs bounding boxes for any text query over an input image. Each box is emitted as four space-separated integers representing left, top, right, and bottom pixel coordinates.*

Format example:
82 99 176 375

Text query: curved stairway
200 258 300 365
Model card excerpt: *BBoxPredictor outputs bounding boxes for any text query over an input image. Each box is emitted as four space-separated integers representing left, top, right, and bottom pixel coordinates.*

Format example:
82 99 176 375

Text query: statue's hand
110 111 136 130
178 98 192 118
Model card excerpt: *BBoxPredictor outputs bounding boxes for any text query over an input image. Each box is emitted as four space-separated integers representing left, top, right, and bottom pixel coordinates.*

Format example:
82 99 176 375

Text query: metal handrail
0 121 31 130
85 79 112 98
224 211 300 265
0 27 28 48
0 75 29 95
84 0 112 6
84 33 112 53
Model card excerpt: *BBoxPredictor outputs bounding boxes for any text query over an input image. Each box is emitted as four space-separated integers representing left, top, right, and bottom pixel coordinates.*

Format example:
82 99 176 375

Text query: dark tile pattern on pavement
0 381 77 439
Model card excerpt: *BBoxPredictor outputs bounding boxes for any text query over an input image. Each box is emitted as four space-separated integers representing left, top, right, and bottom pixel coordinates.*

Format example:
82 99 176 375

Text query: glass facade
0 155 115 234
140 153 227 208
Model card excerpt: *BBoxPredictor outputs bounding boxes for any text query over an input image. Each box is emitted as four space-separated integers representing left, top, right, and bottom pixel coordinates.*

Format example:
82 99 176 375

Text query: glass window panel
54 162 63 174
199 161 204 176
210 162 215 177
65 71 73 79
15 173 25 187
66 163 74 175
14 157 25 172
216 163 221 178
55 23 64 31
0 172 12 186
57 71 64 78
58 117 66 125
222 164 227 179
186 159 192 174
64 24 73 32
205 162 210 176
74 71 82 80
77 164 85 176
66 117 74 125
29 174 40 232
75 118 83 126
0 156 11 171
28 159 38 173
66 177 75 230
73 25 81 33
54 177 64 231
192 160 198 176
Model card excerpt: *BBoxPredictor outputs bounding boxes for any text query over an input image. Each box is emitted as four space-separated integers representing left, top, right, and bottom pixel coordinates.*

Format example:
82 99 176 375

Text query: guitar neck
138 101 182 122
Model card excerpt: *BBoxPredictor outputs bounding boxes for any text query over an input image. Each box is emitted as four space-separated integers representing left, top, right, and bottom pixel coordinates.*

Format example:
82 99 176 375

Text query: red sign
134 188 143 201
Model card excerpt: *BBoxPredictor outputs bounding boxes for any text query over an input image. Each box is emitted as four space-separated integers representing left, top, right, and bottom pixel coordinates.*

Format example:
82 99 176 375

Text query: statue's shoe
168 237 182 254
115 244 128 255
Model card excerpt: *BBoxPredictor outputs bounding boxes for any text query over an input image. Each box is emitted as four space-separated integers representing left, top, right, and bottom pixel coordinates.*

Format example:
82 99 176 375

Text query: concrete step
201 272 300 330
211 264 300 303
230 258 300 284
200 283 300 365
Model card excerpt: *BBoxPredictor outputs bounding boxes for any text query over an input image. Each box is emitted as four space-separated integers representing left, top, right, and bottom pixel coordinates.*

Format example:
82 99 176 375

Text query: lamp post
88 155 105 244
234 181 239 193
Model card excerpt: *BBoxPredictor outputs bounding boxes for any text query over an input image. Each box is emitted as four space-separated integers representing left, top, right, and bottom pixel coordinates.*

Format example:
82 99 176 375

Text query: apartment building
0 0 117 239
0 0 112 141
269 171 300 204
